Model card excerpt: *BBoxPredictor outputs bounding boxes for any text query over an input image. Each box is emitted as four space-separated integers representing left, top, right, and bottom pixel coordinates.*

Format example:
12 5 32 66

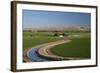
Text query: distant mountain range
23 25 90 32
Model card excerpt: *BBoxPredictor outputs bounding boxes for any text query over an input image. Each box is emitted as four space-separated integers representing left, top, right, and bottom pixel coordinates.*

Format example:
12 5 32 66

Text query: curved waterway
27 48 52 62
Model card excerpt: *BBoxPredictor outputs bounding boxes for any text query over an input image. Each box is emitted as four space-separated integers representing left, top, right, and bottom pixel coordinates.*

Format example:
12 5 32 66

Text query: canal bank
23 39 75 62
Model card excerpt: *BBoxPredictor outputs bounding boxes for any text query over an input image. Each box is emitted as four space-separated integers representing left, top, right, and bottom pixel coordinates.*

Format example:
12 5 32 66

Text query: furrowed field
23 31 91 59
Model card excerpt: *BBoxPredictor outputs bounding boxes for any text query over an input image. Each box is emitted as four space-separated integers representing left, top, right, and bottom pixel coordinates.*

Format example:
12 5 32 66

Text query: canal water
27 48 52 62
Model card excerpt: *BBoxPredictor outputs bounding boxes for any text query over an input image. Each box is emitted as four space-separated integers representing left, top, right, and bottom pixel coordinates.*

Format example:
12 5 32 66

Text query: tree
54 33 59 36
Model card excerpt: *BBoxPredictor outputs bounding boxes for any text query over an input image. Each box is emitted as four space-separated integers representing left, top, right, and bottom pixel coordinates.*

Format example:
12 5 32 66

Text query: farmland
23 30 91 62
23 31 63 50
50 37 90 58
23 31 90 52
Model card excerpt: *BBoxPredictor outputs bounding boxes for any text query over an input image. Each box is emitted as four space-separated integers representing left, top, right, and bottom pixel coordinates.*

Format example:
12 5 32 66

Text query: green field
50 37 91 58
23 31 63 50
23 31 91 59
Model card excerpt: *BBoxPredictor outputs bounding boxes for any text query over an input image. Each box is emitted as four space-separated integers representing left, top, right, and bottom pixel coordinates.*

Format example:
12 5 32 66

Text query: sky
22 10 91 29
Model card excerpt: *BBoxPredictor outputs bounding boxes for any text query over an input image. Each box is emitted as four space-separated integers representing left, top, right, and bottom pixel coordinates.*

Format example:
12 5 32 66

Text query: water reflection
27 48 51 62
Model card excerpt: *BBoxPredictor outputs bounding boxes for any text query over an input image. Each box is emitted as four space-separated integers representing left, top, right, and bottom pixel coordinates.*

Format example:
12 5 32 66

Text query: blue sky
23 10 91 28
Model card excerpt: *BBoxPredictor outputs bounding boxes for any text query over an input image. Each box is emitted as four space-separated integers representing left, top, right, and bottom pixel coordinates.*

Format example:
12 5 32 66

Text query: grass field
50 37 91 58
23 31 91 59
50 32 91 58
23 31 63 50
